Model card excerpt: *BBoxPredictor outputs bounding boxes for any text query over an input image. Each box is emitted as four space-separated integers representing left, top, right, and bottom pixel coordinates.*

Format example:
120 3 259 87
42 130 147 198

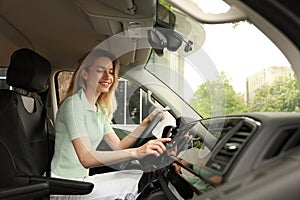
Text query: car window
56 71 73 103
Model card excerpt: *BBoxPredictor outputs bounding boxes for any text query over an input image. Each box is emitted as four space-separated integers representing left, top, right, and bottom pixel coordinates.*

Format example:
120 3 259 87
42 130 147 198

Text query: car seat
0 48 93 199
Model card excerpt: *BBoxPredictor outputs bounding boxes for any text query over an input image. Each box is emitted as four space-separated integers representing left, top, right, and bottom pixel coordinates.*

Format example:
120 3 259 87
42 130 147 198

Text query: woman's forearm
73 136 137 168
80 148 137 168
76 137 171 169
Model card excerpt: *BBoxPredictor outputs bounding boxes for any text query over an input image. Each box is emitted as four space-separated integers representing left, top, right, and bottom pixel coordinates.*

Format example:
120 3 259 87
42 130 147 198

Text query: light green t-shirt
51 89 114 178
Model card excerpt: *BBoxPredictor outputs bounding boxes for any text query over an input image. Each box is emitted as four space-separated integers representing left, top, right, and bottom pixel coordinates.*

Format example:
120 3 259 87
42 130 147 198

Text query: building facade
246 66 293 104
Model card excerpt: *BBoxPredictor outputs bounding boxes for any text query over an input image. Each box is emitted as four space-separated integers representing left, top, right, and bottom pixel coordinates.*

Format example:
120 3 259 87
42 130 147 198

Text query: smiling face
82 56 115 95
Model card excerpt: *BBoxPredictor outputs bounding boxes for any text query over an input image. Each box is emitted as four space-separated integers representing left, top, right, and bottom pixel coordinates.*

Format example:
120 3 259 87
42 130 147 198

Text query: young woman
50 49 171 199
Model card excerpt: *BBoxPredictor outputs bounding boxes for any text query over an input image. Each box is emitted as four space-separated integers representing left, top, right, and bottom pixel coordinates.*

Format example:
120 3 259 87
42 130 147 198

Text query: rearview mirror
147 28 193 56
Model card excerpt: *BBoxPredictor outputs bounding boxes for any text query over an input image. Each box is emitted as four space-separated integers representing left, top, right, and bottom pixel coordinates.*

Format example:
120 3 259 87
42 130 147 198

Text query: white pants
50 169 143 200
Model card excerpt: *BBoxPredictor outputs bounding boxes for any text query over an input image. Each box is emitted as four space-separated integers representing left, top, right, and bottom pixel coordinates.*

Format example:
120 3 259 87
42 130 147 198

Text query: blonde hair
66 49 119 120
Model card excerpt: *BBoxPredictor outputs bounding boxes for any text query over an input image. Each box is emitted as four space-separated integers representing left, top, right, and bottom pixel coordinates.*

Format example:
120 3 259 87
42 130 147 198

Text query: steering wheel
109 112 163 171
133 112 164 147
140 119 196 171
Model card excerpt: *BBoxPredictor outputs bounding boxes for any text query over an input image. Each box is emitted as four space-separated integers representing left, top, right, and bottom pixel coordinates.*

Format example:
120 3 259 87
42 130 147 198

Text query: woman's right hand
134 138 171 159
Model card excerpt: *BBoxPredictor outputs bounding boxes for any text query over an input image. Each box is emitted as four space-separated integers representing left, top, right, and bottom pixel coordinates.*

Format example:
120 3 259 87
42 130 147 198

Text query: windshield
145 4 294 119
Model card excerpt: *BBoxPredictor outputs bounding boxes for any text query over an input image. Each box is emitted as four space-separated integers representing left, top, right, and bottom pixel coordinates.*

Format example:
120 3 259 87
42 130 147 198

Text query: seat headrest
7 48 51 92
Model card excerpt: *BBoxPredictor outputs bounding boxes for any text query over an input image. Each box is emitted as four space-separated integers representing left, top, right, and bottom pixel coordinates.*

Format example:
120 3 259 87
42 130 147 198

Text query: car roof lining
0 0 156 71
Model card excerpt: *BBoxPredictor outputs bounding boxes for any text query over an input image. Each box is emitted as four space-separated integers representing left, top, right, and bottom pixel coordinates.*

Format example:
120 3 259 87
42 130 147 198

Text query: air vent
206 120 256 174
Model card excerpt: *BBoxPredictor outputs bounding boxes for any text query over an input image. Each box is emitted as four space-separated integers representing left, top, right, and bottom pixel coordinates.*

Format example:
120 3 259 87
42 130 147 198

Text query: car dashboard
174 112 300 196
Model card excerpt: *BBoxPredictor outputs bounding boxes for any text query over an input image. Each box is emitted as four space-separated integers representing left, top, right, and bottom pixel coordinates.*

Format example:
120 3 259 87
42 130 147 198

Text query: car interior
0 0 299 199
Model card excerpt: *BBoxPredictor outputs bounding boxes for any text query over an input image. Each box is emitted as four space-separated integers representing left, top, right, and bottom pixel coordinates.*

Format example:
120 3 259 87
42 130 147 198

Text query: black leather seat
0 48 93 199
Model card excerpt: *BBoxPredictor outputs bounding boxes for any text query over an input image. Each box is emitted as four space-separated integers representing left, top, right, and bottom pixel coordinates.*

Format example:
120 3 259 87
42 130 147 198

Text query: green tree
190 71 246 118
250 76 300 112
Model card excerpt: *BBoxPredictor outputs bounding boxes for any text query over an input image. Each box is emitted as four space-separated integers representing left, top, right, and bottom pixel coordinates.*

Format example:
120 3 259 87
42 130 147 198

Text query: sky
183 0 291 95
